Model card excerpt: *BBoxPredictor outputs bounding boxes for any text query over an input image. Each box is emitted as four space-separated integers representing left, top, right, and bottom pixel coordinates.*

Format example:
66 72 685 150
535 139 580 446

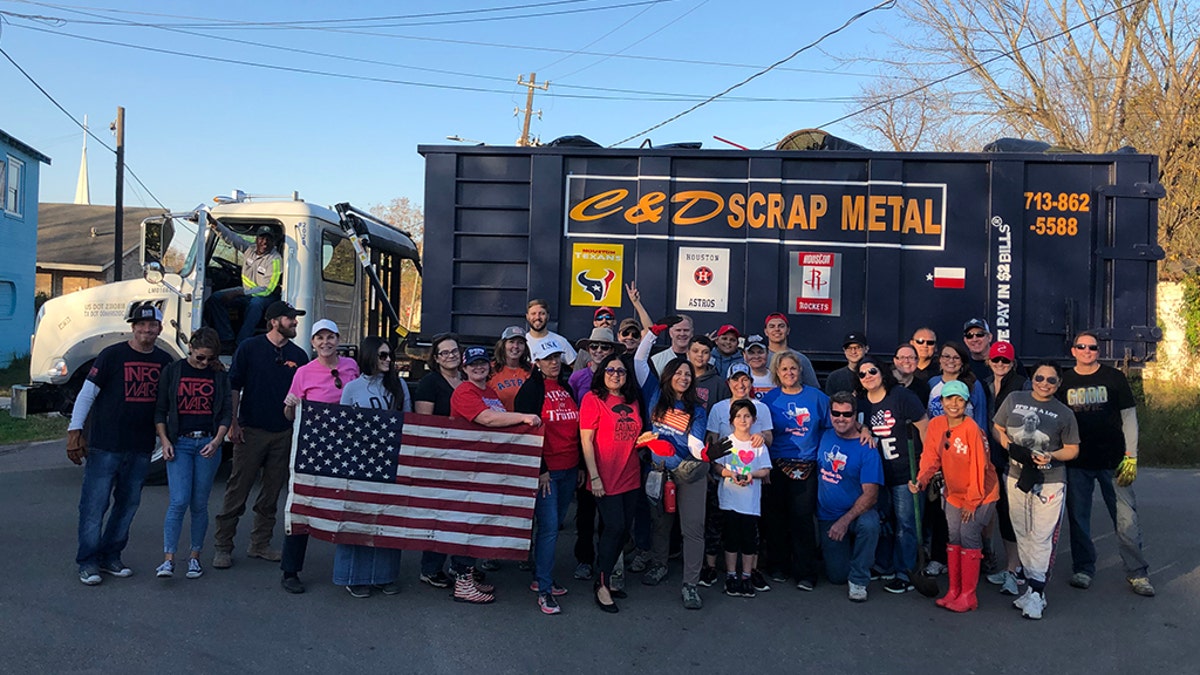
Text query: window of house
0 281 15 318
4 157 22 216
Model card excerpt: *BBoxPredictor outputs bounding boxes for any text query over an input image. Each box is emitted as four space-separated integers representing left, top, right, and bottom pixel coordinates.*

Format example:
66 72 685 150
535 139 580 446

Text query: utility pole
112 106 125 282
515 73 548 147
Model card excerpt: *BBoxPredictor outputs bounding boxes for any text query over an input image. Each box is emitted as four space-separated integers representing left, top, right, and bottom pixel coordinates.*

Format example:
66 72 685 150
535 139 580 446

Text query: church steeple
73 115 90 205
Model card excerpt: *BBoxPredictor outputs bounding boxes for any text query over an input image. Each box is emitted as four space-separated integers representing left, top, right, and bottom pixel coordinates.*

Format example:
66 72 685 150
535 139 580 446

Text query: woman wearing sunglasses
153 327 232 580
333 337 411 598
993 361 1080 620
855 354 928 594
280 319 360 594
910 379 998 612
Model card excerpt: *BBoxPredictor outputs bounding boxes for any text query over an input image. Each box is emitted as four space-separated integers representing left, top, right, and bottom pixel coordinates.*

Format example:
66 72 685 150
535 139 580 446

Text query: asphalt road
2 438 1197 674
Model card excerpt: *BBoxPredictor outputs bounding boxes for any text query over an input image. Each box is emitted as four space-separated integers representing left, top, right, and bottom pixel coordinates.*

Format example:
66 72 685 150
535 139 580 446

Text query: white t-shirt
751 372 774 400
716 437 772 516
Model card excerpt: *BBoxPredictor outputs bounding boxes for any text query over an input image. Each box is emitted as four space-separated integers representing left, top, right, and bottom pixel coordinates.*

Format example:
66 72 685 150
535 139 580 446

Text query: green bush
1133 374 1200 467
1181 272 1200 356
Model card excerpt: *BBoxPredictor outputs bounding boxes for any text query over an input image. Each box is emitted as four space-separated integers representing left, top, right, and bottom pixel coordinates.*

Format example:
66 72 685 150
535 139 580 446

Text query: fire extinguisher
664 476 677 513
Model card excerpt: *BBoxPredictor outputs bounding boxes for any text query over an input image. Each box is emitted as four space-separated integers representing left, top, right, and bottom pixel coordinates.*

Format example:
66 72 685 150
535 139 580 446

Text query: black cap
963 318 990 334
127 305 163 323
265 301 305 321
842 331 868 348
254 225 275 238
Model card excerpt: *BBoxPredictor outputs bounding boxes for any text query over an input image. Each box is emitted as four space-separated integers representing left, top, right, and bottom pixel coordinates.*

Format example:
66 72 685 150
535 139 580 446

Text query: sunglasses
274 347 285 365
857 367 880 378
595 314 614 321
331 368 344 389
437 348 461 358
192 354 213 364
621 330 640 338
604 367 627 376
589 343 613 351
1074 343 1099 352
830 410 855 418
1033 374 1060 385
990 357 1011 364
965 331 987 339
378 352 392 360
912 338 936 345
943 428 952 451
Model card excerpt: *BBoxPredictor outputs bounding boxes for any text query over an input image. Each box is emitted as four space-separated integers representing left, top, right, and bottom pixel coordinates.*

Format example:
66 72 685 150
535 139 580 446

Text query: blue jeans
207 288 274 344
1066 467 1149 578
76 449 151 569
534 469 577 592
163 436 222 554
334 544 401 586
820 509 881 586
874 484 920 581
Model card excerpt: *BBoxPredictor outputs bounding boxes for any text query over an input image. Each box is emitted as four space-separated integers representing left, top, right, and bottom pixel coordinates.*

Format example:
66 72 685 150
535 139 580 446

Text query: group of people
68 286 1155 621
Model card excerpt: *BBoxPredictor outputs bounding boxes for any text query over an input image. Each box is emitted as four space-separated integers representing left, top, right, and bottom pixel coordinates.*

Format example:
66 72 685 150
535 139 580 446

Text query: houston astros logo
804 268 827 292
694 266 713 286
576 269 616 302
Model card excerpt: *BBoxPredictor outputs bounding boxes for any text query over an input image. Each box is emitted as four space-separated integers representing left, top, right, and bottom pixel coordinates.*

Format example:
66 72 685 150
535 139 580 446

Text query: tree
846 0 1200 267
369 197 424 254
368 197 425 334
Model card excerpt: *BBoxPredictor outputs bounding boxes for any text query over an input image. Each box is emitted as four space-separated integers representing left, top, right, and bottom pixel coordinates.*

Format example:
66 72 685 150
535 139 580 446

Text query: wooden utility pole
515 73 548 147
112 106 125 281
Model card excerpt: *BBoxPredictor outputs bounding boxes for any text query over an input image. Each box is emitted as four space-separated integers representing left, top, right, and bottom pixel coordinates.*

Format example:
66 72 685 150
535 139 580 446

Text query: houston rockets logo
576 269 616 302
694 266 713 286
804 268 827 293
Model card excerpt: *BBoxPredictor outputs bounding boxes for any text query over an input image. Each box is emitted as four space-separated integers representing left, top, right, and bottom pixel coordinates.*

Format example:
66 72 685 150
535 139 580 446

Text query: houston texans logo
577 269 616 302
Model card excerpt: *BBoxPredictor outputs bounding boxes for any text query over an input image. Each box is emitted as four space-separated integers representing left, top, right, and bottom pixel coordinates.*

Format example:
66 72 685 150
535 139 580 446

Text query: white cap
531 338 566 361
311 319 339 337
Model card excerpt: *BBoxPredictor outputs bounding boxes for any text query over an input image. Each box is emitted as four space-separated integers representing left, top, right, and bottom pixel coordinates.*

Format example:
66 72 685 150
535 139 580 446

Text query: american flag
285 401 544 559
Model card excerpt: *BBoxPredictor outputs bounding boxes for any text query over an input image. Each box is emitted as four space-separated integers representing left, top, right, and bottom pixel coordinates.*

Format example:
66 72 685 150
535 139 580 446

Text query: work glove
642 439 676 458
649 323 669 337
1116 456 1138 487
66 429 87 465
1007 443 1034 466
701 437 734 463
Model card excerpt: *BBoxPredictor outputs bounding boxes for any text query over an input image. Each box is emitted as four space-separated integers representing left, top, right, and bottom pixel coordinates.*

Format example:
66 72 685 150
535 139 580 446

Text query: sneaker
420 570 453 589
724 576 741 597
99 559 133 577
1128 577 1156 597
769 569 789 583
469 568 495 594
1069 572 1092 589
478 558 501 572
1012 587 1047 611
1021 590 1046 619
517 558 534 572
884 577 914 594
538 592 562 615
453 573 495 604
528 581 568 596
156 560 175 578
281 574 305 594
682 583 703 610
346 585 372 598
795 579 815 592
740 577 757 598
185 558 203 579
247 546 282 562
750 569 771 592
574 563 594 580
870 568 895 582
79 567 102 586
998 571 1021 596
374 582 403 595
212 550 233 569
642 564 668 586
848 582 868 602
698 566 719 587
923 560 948 576
628 549 652 574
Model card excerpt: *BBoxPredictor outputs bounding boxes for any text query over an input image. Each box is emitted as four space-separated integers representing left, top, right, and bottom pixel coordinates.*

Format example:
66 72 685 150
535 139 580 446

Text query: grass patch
0 354 30 397
0 411 67 446
1133 375 1200 467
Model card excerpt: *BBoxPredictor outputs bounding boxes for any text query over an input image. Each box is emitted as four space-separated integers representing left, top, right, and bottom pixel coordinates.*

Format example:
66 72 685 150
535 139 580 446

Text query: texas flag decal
929 267 966 289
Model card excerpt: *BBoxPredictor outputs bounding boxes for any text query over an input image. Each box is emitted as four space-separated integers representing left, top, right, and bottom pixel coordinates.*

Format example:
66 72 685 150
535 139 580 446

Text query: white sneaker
923 560 948 576
999 571 1021 596
1012 587 1032 610
1021 590 1046 620
848 583 868 602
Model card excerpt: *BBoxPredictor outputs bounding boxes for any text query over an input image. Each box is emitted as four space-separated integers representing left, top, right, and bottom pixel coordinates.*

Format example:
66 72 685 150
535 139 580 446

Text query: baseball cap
128 305 163 323
743 334 767 351
617 318 641 336
715 324 740 338
963 318 990 334
254 225 275 238
593 306 615 321
842 331 868 348
311 319 339 337
726 362 752 380
265 301 306 321
989 341 1016 360
462 346 490 365
500 325 525 341
940 380 970 400
764 312 789 326
531 339 566 361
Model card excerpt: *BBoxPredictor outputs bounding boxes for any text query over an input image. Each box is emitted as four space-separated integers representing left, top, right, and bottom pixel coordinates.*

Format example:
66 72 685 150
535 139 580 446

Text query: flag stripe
933 278 966 289
402 423 544 449
294 480 535 515
291 515 531 558
397 453 540 477
291 503 531 538
933 266 966 279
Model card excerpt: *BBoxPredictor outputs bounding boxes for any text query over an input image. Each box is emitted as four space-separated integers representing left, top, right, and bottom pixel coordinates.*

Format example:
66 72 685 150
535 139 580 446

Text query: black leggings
722 510 759 556
594 489 638 588
764 469 819 583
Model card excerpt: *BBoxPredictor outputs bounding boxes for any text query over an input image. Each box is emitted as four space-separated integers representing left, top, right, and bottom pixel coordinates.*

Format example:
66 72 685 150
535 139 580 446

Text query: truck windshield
143 216 200 278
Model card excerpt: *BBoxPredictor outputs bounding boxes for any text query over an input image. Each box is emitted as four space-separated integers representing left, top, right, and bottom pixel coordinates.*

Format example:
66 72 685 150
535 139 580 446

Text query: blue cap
726 362 752 379
462 346 489 365
940 380 970 400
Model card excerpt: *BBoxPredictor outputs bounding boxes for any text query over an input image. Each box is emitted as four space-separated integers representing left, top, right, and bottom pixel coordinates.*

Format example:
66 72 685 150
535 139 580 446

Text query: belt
181 431 209 439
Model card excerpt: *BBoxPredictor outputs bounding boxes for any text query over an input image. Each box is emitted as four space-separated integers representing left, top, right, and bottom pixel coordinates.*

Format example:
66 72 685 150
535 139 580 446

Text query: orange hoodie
918 416 999 511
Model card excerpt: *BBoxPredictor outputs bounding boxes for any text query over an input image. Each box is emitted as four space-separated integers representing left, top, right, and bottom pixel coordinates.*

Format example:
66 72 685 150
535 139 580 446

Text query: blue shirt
816 429 884 521
927 376 989 431
229 334 309 432
761 386 830 462
642 380 708 471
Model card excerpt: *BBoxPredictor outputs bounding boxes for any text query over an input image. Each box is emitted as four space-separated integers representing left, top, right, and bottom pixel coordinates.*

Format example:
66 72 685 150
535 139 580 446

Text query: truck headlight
47 359 68 378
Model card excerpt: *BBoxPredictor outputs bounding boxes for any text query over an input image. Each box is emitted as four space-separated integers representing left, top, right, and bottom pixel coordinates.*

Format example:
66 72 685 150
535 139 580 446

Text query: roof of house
0 129 52 164
37 203 167 272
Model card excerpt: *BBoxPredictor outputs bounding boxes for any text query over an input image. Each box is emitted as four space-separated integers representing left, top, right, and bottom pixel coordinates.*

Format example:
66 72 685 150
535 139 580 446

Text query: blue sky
1 0 899 212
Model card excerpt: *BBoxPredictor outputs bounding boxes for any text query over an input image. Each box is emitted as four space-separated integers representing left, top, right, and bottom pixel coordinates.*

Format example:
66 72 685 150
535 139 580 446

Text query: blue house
0 129 51 368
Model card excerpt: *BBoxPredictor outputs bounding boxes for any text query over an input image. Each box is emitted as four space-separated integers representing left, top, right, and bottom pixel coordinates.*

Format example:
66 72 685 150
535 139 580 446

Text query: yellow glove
1116 456 1137 487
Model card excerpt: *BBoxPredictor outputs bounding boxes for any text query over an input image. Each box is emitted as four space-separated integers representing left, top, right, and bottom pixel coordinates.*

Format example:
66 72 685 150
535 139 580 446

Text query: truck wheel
58 363 93 419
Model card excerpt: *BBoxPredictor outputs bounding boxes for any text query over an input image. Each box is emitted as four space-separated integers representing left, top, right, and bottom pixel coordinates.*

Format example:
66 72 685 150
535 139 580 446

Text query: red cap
764 312 789 326
715 324 740 337
989 341 1015 360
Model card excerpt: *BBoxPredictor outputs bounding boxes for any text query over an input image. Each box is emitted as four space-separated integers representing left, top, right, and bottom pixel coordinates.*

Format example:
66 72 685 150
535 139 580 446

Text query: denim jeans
163 435 223 554
207 289 275 344
874 484 920 581
820 509 881 586
1066 467 1149 578
76 449 151 568
334 544 401 586
534 469 577 591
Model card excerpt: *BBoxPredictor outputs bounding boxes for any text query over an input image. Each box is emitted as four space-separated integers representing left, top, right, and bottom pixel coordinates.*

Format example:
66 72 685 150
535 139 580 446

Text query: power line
610 0 897 146
0 45 166 209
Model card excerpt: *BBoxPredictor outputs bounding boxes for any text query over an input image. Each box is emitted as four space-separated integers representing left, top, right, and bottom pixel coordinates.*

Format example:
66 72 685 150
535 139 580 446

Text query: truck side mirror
143 261 165 284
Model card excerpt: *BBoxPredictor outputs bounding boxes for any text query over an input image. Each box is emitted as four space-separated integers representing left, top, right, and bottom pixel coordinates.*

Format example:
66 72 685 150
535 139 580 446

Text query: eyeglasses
857 367 880 378
436 348 461 358
990 357 1011 364
274 347 285 365
965 331 987 339
912 338 936 345
331 368 344 389
830 410 855 418
589 343 613 351
192 354 212 364
894 355 916 361
940 354 962 361
604 367 627 376
1033 374 1060 385
378 352 392 361
1073 343 1099 352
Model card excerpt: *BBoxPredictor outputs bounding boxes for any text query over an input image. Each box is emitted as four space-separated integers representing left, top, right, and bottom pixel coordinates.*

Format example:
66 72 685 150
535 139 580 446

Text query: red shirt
540 380 580 472
450 381 506 422
579 392 643 495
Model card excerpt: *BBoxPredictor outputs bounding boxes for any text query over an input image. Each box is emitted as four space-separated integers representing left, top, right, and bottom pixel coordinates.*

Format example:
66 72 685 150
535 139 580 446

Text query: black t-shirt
176 361 216 435
859 386 927 486
901 377 930 407
1056 365 1137 470
824 366 857 397
414 372 457 417
229 334 309 432
85 342 173 453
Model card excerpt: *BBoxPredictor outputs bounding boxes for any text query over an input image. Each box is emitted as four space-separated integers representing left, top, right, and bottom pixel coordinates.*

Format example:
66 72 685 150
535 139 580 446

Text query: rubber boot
946 548 983 613
936 544 961 608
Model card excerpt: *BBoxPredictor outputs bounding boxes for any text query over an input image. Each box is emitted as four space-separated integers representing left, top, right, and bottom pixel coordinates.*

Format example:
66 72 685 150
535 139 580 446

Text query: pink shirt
288 356 360 405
